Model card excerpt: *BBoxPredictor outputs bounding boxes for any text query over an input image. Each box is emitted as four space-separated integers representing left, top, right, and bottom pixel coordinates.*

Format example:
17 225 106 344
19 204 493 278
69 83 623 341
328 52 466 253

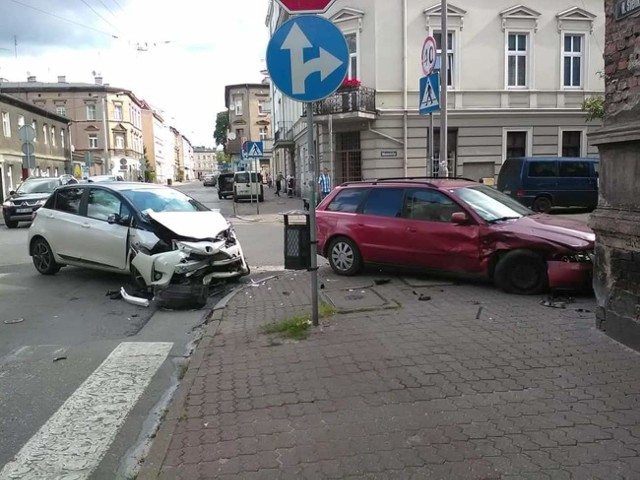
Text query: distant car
316 177 595 295
28 183 250 308
497 157 599 213
88 174 125 183
233 171 264 202
2 175 78 228
217 173 234 200
203 174 217 187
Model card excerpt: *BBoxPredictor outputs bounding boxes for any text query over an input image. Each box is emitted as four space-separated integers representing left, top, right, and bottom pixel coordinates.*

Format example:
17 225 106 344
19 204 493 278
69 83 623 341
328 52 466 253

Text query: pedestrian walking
275 172 284 197
287 175 294 197
318 168 332 201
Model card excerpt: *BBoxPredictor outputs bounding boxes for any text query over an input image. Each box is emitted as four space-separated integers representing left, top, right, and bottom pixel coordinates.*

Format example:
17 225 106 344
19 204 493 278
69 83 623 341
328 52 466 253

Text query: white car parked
28 183 250 307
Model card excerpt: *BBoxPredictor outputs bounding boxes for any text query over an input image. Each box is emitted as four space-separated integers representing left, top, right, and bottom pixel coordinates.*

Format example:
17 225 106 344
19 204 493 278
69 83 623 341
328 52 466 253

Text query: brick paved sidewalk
139 268 640 480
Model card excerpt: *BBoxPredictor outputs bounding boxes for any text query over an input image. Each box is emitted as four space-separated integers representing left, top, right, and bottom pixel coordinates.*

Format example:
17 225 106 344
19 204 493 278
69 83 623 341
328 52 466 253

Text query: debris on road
120 287 151 308
541 300 567 309
418 294 431 302
374 278 392 285
476 306 484 319
3 317 24 325
53 356 67 362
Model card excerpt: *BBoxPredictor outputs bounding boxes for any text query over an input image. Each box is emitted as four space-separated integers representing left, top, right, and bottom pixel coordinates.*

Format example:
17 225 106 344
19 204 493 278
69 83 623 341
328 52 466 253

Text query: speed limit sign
422 35 437 76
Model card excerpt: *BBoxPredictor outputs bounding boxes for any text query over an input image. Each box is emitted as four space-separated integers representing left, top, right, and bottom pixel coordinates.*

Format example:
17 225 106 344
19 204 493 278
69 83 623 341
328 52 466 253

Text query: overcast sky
0 0 270 146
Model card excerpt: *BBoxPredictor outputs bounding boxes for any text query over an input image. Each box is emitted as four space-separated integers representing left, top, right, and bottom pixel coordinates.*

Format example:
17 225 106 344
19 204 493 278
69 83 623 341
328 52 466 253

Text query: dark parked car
203 174 217 187
217 173 234 199
316 177 595 295
497 157 599 213
2 175 78 228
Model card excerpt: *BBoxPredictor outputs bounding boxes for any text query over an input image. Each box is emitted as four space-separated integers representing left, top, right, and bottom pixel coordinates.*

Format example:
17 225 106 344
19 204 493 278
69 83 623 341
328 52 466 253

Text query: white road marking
0 342 173 480
250 265 286 273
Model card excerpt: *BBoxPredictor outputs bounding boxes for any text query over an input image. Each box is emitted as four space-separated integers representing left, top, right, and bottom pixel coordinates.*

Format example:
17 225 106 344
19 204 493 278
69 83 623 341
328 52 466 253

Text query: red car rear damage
316 178 594 294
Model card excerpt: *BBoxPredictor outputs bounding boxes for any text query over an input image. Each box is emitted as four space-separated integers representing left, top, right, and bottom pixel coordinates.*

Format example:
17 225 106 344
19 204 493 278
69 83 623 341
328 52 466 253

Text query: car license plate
16 208 31 214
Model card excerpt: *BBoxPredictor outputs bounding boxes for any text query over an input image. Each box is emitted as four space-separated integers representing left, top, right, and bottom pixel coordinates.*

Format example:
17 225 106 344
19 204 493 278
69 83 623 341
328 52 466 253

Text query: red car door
354 187 410 265
402 188 483 273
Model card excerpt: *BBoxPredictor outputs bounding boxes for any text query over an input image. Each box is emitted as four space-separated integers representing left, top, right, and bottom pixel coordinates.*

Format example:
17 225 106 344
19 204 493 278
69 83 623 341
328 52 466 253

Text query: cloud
0 0 271 146
0 0 129 54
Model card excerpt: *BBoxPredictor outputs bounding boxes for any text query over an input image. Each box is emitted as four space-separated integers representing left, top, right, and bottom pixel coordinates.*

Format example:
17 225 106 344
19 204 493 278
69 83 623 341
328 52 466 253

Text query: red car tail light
516 189 525 197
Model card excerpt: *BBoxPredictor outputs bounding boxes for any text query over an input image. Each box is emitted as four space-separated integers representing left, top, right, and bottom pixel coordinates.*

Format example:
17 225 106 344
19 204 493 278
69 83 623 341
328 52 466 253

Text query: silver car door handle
81 223 91 229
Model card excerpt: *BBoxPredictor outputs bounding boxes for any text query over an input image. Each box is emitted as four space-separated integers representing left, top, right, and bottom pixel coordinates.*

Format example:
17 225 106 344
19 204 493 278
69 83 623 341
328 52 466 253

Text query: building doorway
336 132 362 185
430 129 458 177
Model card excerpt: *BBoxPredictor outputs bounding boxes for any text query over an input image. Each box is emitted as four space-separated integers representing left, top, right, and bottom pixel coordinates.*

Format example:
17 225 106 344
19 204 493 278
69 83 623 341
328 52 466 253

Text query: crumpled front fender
131 250 188 287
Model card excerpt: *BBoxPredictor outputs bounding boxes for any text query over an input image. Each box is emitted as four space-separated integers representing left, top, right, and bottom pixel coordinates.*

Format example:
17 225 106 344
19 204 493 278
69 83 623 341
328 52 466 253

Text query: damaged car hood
146 211 230 240
491 215 595 250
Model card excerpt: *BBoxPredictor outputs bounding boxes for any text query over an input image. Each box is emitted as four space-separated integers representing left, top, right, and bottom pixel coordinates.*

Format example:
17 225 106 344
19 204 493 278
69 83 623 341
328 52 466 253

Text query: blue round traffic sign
267 16 349 103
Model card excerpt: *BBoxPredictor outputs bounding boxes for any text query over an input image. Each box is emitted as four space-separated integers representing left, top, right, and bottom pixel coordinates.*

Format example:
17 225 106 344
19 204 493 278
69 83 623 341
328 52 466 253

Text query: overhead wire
95 0 120 21
79 0 122 34
8 0 118 39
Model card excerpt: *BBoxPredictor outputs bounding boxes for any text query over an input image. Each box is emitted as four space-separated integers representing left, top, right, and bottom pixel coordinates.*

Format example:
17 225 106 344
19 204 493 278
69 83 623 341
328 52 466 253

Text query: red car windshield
451 185 532 223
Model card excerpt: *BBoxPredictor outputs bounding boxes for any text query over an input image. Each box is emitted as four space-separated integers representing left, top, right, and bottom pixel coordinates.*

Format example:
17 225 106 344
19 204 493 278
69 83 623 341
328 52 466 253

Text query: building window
86 104 97 121
114 105 123 121
563 34 583 88
51 127 56 146
561 131 582 157
32 120 37 141
60 129 65 148
56 106 66 117
43 124 48 145
345 32 358 80
336 132 362 185
233 95 243 116
258 101 266 115
2 112 10 138
17 115 25 127
259 127 268 141
506 131 528 159
89 134 98 149
434 31 454 87
236 128 245 139
507 33 528 87
115 135 125 150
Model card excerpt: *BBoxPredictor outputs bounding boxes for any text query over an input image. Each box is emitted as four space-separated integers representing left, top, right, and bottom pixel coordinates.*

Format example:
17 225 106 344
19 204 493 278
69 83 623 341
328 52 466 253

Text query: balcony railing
312 86 376 116
274 121 294 145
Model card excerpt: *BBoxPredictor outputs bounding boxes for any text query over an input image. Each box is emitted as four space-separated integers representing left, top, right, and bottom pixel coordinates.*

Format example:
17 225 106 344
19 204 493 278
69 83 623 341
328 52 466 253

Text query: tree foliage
582 96 604 122
214 111 229 147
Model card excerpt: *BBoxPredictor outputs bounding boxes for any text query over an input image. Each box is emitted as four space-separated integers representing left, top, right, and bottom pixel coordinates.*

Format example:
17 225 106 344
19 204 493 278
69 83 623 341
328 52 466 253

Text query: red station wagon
316 178 595 295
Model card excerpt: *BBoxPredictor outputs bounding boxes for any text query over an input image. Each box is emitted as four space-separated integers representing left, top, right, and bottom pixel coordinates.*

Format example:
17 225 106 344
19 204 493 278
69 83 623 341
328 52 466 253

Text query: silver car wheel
331 241 354 272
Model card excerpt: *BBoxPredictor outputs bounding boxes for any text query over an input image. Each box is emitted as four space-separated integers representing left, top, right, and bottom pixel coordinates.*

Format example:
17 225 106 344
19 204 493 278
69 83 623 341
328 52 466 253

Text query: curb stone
136 276 280 479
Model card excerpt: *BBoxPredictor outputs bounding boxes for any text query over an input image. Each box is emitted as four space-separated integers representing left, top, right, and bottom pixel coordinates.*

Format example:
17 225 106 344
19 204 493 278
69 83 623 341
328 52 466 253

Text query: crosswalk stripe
0 342 173 480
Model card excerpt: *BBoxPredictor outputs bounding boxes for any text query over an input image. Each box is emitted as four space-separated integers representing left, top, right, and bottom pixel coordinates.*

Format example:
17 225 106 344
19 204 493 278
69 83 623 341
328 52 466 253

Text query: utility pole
440 0 449 177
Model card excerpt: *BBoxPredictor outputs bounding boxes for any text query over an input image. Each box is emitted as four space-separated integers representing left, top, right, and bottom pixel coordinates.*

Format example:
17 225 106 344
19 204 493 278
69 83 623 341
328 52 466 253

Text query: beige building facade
0 76 145 180
267 0 605 194
0 93 71 200
193 147 218 177
224 83 273 172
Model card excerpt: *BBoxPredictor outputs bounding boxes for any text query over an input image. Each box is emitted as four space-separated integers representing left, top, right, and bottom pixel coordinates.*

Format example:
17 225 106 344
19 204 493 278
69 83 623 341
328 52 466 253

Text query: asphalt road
0 182 286 479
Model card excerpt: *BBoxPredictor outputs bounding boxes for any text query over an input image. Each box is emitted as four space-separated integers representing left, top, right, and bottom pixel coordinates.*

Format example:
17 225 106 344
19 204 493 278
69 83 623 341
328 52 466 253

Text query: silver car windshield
123 188 208 213
451 185 532 222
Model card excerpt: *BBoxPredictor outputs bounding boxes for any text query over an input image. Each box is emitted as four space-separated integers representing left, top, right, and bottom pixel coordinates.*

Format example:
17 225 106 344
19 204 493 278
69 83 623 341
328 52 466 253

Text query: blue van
497 157 599 213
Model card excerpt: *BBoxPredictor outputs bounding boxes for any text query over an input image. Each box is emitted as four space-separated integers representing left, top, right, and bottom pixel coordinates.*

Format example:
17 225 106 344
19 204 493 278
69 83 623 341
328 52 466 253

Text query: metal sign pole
440 0 449 177
256 156 260 215
429 113 434 176
307 103 319 327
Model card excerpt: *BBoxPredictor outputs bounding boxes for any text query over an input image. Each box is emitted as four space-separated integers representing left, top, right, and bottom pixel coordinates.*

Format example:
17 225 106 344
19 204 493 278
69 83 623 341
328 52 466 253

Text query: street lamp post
101 95 110 174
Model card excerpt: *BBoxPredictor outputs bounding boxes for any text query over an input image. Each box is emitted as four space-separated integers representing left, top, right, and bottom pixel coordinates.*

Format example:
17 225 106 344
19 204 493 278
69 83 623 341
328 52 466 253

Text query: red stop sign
275 0 337 14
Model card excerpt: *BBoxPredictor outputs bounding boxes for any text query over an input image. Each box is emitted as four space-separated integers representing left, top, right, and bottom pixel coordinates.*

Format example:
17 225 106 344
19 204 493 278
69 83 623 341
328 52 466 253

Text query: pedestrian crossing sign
246 141 264 158
419 73 440 115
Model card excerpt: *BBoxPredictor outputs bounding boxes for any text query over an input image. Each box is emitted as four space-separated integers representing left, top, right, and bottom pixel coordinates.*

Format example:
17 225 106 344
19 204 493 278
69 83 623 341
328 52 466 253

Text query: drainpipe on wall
402 0 409 177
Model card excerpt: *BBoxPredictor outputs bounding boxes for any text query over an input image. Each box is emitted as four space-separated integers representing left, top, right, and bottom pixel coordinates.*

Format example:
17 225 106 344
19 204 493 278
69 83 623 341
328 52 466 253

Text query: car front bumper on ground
547 260 593 290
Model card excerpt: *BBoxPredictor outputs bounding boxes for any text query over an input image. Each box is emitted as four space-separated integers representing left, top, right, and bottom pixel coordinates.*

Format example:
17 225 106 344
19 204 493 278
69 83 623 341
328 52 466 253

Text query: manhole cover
323 289 393 312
